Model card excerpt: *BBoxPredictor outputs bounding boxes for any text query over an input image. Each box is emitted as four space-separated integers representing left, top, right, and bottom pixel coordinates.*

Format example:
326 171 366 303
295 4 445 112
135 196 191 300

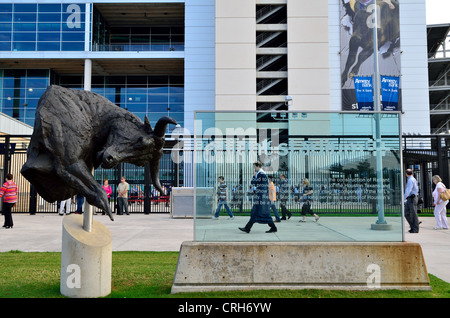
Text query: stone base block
60 214 112 298
171 241 430 293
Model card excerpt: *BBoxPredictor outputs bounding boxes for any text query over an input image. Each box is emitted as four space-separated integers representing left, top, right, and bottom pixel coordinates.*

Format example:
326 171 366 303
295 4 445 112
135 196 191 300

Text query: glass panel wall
0 3 87 52
55 74 184 131
0 69 50 126
194 111 403 242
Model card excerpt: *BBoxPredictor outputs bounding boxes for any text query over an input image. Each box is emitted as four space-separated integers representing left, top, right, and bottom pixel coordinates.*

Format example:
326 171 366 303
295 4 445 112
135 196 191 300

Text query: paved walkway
1 213 449 283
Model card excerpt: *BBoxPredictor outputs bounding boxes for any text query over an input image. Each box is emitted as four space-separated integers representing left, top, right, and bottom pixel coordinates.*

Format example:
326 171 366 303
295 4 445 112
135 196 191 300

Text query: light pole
371 0 391 230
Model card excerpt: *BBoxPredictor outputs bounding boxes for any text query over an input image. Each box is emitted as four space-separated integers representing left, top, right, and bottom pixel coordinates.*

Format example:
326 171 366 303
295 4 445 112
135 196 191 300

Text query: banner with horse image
340 0 401 111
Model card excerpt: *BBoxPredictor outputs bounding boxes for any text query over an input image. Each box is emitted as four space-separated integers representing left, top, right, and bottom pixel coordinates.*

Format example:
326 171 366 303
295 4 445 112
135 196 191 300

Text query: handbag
439 183 450 201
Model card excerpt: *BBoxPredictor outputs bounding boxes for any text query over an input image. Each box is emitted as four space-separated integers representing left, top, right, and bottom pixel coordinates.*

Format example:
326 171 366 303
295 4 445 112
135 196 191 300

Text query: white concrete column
84 58 92 91
60 214 112 298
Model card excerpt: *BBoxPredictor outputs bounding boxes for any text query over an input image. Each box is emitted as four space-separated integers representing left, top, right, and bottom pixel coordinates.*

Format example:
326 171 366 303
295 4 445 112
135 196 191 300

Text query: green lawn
1 250 449 298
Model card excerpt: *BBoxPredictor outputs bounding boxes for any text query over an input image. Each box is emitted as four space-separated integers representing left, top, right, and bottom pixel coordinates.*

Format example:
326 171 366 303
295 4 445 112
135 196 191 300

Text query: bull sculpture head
100 115 177 194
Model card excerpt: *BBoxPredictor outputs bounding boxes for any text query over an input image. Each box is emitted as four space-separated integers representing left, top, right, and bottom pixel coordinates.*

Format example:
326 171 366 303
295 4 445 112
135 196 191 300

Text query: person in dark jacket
279 174 291 220
239 162 277 233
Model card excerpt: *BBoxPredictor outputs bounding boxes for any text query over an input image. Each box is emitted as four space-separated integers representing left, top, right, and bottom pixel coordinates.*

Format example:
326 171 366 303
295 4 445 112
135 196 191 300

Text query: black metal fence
0 134 185 214
2 134 450 215
403 134 450 213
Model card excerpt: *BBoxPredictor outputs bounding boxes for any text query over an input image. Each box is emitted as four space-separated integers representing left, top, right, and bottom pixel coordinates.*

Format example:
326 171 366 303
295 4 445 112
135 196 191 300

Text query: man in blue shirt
404 169 419 233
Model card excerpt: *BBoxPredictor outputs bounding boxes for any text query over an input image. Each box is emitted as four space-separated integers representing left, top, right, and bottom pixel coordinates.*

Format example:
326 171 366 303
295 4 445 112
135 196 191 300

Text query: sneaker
228 216 234 220
315 215 320 222
212 216 219 220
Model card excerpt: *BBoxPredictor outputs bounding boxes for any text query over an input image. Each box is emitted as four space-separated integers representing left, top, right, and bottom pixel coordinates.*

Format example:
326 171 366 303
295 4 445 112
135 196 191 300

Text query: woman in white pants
432 175 449 230
59 197 72 215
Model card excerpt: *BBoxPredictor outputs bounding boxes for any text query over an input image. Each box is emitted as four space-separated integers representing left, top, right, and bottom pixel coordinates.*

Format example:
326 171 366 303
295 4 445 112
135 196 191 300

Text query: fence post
144 163 151 214
29 184 37 215
2 135 10 177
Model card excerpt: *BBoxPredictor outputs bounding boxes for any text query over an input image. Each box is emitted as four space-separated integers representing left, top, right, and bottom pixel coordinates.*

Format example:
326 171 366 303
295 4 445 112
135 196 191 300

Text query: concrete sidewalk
1 213 449 284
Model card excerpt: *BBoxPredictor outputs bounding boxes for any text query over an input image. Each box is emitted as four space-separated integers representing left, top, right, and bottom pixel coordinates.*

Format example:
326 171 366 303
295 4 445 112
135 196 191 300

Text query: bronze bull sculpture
21 85 177 221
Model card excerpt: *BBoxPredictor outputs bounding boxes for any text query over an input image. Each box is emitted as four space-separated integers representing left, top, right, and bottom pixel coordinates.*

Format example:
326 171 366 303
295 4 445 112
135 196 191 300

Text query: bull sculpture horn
144 115 152 133
154 116 178 138
150 159 165 194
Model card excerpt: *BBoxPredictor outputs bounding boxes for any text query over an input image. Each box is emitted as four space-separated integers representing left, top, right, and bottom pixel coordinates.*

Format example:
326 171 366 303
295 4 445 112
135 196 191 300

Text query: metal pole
83 168 94 232
82 59 93 232
372 1 387 225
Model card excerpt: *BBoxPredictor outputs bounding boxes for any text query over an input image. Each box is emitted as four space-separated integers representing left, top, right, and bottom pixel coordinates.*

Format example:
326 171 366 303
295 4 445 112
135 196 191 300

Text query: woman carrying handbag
432 175 449 230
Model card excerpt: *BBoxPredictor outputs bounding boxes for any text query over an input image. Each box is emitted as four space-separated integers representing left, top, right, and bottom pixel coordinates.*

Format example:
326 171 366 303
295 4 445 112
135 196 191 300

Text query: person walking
213 176 234 220
268 177 281 222
102 179 113 215
0 173 18 229
117 176 130 215
299 178 319 222
75 194 84 214
58 197 72 216
404 169 419 233
239 161 277 233
432 175 449 230
279 174 291 220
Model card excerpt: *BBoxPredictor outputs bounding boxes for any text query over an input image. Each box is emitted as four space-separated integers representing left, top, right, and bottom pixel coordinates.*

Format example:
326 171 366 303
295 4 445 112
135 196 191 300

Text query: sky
426 0 450 24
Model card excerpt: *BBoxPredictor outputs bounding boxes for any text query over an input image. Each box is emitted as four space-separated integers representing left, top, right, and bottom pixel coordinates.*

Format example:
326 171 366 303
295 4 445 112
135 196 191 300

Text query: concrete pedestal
60 214 112 298
171 241 430 293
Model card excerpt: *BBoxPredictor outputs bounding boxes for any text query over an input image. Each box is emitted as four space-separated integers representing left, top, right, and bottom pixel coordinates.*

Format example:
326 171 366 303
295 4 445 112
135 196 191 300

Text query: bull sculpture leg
60 161 114 221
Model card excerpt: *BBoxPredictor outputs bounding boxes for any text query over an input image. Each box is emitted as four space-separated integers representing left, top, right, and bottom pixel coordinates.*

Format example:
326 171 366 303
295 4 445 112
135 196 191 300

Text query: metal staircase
256 5 284 24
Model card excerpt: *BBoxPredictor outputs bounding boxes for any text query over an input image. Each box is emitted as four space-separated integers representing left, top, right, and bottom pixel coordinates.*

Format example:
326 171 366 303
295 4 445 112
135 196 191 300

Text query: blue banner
353 76 373 111
380 76 399 111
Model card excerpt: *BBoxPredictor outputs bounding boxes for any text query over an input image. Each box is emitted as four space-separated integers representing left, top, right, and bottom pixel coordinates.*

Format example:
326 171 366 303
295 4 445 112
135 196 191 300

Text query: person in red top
101 179 113 215
0 173 18 229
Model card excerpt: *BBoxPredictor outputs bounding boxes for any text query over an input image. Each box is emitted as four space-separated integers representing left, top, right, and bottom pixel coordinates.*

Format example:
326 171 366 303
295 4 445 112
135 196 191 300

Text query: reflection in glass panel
12 42 36 51
0 13 12 23
0 42 11 50
38 13 62 22
0 69 50 122
0 4 12 12
193 111 403 242
37 32 60 41
13 23 36 31
61 42 84 51
13 32 36 42
38 4 62 13
0 33 11 41
37 23 61 32
148 103 169 112
62 32 84 41
13 13 37 22
14 4 37 12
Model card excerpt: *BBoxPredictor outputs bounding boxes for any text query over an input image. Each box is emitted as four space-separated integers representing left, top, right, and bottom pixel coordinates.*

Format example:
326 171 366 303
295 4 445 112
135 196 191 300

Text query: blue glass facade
0 2 184 132
0 69 50 126
0 3 86 51
57 74 184 130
